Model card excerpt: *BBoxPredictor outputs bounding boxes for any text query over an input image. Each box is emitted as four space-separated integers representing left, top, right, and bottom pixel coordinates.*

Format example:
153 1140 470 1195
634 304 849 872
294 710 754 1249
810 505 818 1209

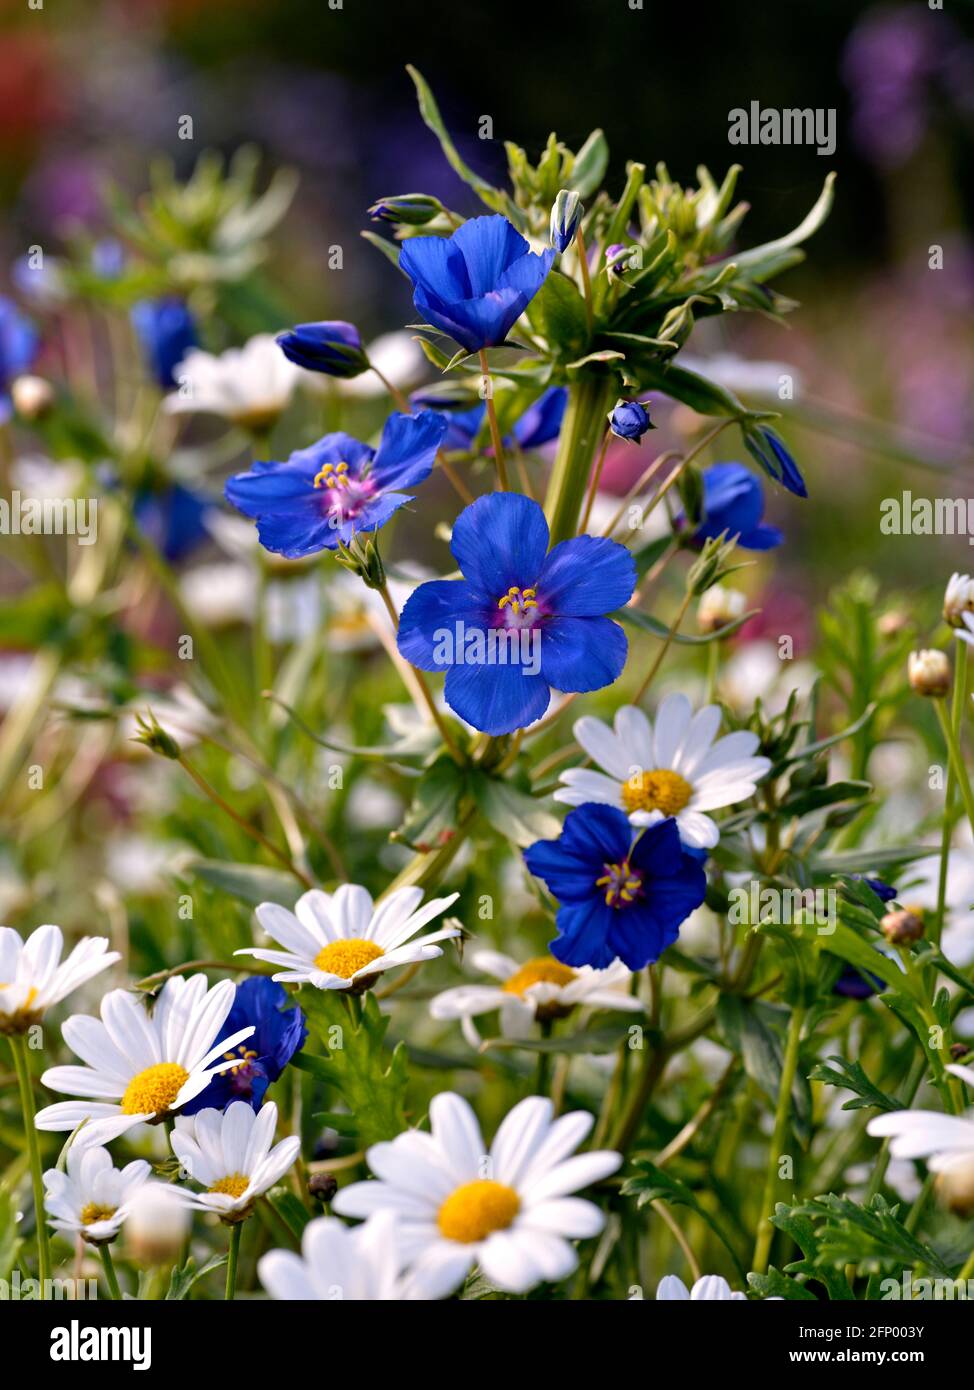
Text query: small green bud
368 193 445 226
131 711 181 760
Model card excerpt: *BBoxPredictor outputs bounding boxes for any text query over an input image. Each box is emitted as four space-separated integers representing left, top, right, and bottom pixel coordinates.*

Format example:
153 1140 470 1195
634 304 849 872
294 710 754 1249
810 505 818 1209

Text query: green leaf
0 1190 23 1282
299 991 409 1148
480 1017 645 1055
617 605 758 646
166 1252 228 1300
407 66 513 218
808 1056 900 1114
775 702 879 770
635 360 760 419
527 271 589 359
783 1192 952 1279
813 845 935 874
747 1265 817 1301
721 174 836 283
185 858 301 908
569 129 609 197
768 1201 856 1299
473 774 562 849
359 229 406 272
265 1186 312 1240
717 995 812 1144
391 755 466 852
622 1159 747 1281
779 779 873 818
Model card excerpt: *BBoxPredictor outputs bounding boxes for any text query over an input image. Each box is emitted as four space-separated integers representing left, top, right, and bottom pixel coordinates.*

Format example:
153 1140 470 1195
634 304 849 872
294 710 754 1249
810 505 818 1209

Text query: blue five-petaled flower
224 410 447 558
399 215 554 354
686 462 783 551
180 976 307 1114
396 491 636 736
523 803 708 970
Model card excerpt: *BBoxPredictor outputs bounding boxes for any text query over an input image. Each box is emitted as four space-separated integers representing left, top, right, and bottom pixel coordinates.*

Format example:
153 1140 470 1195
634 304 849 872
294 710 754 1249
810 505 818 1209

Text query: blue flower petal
538 534 637 616
551 899 621 969
539 614 628 693
450 492 550 601
370 410 447 489
444 661 549 735
396 580 490 671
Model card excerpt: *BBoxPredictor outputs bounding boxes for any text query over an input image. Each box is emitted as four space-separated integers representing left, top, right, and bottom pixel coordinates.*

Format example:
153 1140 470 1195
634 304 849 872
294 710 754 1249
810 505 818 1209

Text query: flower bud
944 573 974 629
878 610 908 639
608 399 652 443
908 649 950 697
10 374 55 420
368 193 444 226
697 584 747 636
936 1157 974 1218
309 1172 339 1203
880 906 925 945
277 321 370 379
605 243 632 278
549 190 583 253
125 1184 190 1264
131 712 182 761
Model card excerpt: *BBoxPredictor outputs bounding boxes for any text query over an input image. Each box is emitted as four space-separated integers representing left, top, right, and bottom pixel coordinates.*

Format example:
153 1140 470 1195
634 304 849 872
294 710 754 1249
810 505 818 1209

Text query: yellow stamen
437 1180 520 1243
120 1062 190 1116
621 768 692 816
208 1173 250 1199
223 1047 258 1075
502 957 576 997
313 938 384 980
80 1202 117 1227
497 584 540 614
313 461 351 490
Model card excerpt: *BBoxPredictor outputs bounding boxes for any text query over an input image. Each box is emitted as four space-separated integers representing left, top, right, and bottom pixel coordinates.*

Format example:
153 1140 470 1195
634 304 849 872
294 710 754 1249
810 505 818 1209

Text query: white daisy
956 611 974 649
944 573 974 629
332 1091 621 1297
0 924 120 1035
657 1274 746 1300
171 1100 300 1223
43 1144 155 1245
237 883 461 993
259 1211 417 1300
164 333 299 431
867 1069 974 1171
555 694 771 849
34 975 256 1149
430 951 642 1048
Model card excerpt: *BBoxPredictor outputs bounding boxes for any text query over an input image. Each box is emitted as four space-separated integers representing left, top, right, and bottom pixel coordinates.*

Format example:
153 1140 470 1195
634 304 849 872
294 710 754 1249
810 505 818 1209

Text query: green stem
958 1240 974 1283
10 1035 51 1296
935 648 969 944
544 377 615 545
225 1221 243 1300
752 1005 805 1273
935 700 974 843
100 1243 122 1300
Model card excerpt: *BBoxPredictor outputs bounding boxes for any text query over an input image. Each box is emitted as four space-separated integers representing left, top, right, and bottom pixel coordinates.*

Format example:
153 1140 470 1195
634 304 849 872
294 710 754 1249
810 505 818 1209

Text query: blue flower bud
368 194 444 226
131 298 197 390
608 398 653 442
277 321 370 378
549 190 583 254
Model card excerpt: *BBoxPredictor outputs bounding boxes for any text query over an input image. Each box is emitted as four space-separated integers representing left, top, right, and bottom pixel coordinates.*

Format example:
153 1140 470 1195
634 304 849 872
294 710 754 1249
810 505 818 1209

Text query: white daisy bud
880 906 925 945
124 1184 190 1264
936 1156 974 1217
697 584 747 636
944 573 974 628
11 374 55 420
908 649 950 698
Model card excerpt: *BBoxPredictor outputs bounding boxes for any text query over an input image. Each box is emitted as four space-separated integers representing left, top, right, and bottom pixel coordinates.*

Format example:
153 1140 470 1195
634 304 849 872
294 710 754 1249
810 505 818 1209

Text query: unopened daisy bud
944 574 974 628
549 189 583 254
908 649 950 698
880 905 925 945
308 1172 338 1203
368 193 445 226
936 1156 974 1218
878 610 908 639
131 712 181 760
125 1184 190 1264
697 584 747 635
11 373 55 420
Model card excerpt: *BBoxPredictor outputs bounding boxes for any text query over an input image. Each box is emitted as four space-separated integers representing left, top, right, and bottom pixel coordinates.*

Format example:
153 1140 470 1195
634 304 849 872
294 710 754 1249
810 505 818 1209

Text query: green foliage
299 991 410 1148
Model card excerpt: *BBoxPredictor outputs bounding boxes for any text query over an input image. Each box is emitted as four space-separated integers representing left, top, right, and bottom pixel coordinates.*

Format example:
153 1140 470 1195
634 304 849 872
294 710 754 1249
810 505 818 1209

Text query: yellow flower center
313 938 384 979
120 1062 190 1116
208 1173 251 1199
621 768 692 816
0 984 39 1034
502 958 576 997
437 1180 521 1244
80 1202 117 1227
313 460 350 490
595 860 644 909
497 585 538 617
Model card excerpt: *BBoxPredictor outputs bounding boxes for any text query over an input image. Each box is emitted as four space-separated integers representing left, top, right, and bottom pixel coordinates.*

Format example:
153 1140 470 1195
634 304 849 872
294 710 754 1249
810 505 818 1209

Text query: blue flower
832 963 884 1000
550 191 582 254
276 320 370 378
609 399 652 442
744 426 806 498
180 977 307 1115
435 387 567 453
0 297 38 419
399 215 554 354
225 410 447 558
397 492 636 736
686 462 783 551
131 298 197 389
852 874 898 903
523 804 707 969
133 482 212 563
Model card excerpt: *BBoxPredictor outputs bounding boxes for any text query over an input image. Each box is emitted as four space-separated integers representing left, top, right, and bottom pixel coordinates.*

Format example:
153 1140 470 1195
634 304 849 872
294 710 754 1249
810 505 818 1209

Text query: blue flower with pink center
224 410 447 558
523 803 707 969
180 977 306 1114
396 492 636 735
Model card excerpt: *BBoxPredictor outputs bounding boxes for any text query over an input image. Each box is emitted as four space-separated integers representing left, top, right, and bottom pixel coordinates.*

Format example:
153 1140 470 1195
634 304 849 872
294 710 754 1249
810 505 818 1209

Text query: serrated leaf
298 991 409 1147
166 1252 228 1300
808 1055 899 1113
622 1159 747 1281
